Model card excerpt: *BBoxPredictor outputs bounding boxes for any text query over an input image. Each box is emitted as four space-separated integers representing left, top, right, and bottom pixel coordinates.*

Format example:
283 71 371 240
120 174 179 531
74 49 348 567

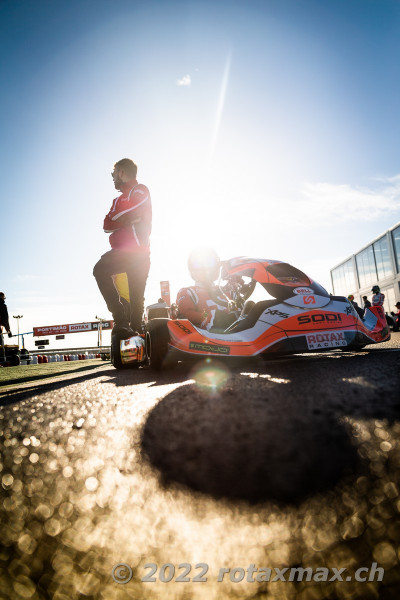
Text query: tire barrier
26 352 104 365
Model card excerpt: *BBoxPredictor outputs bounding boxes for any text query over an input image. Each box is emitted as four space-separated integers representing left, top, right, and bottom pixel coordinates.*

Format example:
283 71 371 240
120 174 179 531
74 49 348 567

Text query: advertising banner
33 321 114 337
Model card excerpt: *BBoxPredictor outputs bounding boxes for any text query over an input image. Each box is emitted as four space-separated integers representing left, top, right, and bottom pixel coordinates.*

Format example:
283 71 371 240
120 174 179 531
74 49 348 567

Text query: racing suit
372 292 385 307
93 179 152 331
176 283 236 331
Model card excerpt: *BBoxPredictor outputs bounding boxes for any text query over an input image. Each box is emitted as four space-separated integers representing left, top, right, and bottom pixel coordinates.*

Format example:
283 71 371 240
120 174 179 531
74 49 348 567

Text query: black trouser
93 249 150 331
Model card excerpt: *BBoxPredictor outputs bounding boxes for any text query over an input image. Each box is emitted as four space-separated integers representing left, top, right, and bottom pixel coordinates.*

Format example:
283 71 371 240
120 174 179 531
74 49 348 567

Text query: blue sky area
1 0 400 349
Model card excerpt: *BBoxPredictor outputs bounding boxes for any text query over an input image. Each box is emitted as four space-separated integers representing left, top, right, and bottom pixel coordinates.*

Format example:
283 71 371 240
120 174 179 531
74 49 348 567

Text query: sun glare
208 51 233 171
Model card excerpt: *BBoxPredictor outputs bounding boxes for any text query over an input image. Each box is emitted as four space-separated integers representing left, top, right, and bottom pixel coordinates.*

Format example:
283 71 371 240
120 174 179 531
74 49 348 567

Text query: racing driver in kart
176 247 238 332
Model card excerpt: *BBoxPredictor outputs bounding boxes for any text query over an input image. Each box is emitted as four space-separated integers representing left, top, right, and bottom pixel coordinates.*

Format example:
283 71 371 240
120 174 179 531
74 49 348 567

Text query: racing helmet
371 285 380 293
347 294 354 301
188 247 220 283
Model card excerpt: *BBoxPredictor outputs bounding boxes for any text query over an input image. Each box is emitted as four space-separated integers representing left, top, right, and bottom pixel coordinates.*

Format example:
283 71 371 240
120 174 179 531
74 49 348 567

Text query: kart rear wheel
146 319 172 371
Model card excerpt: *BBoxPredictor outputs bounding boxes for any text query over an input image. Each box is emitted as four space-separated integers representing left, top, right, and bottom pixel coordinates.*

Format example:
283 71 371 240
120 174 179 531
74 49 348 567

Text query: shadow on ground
141 382 358 504
141 351 400 505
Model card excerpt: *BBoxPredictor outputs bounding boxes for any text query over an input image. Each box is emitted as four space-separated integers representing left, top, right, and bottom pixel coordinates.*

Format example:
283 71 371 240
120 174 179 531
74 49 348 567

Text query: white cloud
299 175 400 223
13 274 49 282
176 74 191 87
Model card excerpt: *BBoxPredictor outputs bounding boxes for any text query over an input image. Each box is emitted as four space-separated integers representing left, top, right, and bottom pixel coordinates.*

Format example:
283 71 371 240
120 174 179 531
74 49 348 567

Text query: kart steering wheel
225 276 256 309
239 278 256 302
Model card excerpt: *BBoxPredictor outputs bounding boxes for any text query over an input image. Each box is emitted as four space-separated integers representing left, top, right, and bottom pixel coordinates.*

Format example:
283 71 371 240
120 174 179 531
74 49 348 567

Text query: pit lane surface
1 335 400 600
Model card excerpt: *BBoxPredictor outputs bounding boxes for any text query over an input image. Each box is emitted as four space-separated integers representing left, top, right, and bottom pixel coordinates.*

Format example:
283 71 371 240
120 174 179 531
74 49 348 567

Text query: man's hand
7 331 12 338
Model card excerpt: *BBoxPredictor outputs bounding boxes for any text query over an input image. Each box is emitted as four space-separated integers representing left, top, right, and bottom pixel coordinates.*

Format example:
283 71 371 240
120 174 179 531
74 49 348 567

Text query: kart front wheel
146 319 172 371
10 354 21 367
111 334 131 370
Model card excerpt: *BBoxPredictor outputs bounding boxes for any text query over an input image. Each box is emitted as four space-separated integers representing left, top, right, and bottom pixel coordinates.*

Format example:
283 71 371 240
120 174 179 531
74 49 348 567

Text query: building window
383 286 396 314
331 259 356 296
392 225 400 273
356 246 377 289
373 236 393 281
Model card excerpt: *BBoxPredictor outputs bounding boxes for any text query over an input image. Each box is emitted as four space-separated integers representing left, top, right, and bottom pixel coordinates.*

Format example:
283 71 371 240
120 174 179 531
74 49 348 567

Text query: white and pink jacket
104 179 152 252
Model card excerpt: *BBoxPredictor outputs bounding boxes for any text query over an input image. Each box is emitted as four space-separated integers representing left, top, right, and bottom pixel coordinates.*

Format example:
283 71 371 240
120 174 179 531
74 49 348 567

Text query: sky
1 0 400 351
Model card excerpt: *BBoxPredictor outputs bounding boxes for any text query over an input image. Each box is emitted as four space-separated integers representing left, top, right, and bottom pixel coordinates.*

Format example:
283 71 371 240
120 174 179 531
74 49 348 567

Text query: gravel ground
0 335 399 599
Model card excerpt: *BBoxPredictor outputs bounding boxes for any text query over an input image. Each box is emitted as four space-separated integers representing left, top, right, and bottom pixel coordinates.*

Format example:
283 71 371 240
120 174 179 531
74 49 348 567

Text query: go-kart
110 257 391 370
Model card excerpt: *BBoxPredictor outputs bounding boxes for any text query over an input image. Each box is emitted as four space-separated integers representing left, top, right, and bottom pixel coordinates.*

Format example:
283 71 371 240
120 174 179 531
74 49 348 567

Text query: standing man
362 295 371 310
347 295 364 319
0 293 12 337
93 158 152 337
0 293 12 360
362 295 372 317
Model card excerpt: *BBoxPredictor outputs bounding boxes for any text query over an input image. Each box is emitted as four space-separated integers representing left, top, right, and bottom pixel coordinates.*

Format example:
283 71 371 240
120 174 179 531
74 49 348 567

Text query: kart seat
224 299 278 333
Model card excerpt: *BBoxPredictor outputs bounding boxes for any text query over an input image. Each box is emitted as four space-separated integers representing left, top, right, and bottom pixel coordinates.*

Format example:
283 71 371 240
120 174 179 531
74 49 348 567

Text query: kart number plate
306 331 347 349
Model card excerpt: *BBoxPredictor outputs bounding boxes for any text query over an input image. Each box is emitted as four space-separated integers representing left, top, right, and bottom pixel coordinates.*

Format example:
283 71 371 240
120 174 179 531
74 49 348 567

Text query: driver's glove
228 300 237 312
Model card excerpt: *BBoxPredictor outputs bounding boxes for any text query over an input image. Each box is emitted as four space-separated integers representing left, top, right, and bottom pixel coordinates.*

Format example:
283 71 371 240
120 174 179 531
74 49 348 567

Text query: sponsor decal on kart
264 308 290 319
285 294 331 309
189 341 231 355
306 331 347 349
293 287 314 295
173 322 192 335
297 313 342 325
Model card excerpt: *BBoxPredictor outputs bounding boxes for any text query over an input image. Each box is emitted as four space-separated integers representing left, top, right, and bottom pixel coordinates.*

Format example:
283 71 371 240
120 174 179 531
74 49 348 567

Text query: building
330 221 400 314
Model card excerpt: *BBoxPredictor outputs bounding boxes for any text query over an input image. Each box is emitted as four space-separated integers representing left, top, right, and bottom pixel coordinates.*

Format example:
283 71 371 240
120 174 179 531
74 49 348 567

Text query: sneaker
112 323 134 338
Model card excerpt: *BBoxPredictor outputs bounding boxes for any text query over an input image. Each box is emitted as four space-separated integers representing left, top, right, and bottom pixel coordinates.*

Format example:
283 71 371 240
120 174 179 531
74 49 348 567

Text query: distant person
93 158 152 337
362 295 371 310
362 295 371 317
390 301 400 332
347 294 364 318
371 285 385 307
0 293 12 338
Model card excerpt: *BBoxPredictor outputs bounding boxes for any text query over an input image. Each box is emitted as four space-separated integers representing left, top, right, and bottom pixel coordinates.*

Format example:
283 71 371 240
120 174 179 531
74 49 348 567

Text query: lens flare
190 358 230 392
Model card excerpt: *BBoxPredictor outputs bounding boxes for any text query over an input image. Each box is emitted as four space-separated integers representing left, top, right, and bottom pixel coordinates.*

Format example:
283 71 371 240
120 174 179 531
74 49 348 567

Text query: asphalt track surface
1 335 400 600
